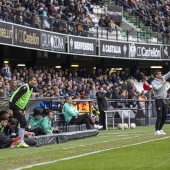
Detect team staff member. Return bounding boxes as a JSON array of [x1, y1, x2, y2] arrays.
[[26, 110, 46, 136], [39, 110, 59, 134], [62, 96, 103, 130], [9, 76, 37, 148], [151, 70, 170, 135], [0, 116, 21, 149], [96, 87, 108, 130]]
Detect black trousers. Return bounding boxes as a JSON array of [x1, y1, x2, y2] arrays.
[[99, 111, 106, 129], [30, 128, 46, 136], [155, 99, 167, 131], [13, 107, 27, 128], [0, 132, 12, 149], [70, 113, 94, 129]]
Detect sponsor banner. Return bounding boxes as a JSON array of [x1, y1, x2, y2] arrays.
[[163, 45, 170, 60], [100, 40, 129, 58], [40, 31, 66, 52], [0, 22, 12, 44], [129, 43, 161, 59], [68, 36, 96, 55], [107, 6, 123, 23], [13, 25, 40, 48]]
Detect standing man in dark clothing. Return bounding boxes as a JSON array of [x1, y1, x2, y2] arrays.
[[151, 70, 170, 135], [96, 87, 108, 130], [9, 76, 37, 148]]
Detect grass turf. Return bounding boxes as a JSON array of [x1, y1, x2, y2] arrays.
[[1, 125, 170, 170], [28, 138, 170, 170]]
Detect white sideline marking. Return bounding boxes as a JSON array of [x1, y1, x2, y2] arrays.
[[62, 136, 140, 150], [65, 135, 141, 150], [14, 136, 170, 170]]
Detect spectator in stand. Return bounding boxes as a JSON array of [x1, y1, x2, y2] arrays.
[[59, 84, 67, 96], [148, 74, 154, 84], [120, 70, 128, 81], [23, 8, 32, 26], [138, 90, 147, 115], [112, 84, 121, 108], [159, 21, 166, 33], [126, 91, 137, 108], [48, 3, 58, 18], [3, 3, 13, 22], [108, 18, 116, 31], [32, 14, 40, 28], [15, 11, 24, 25], [111, 72, 121, 86], [163, 5, 169, 17], [70, 85, 78, 96], [89, 85, 97, 99], [164, 16, 170, 28], [98, 15, 105, 27], [2, 64, 11, 80], [105, 85, 112, 98]]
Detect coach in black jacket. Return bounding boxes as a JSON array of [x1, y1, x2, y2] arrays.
[[96, 87, 108, 130]]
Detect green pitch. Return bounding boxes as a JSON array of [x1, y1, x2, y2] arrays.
[[1, 125, 170, 170]]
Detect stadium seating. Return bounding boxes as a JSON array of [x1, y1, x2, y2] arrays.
[[116, 0, 170, 43]]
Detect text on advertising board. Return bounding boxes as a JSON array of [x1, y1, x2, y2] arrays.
[[40, 32, 65, 51], [70, 38, 94, 51], [0, 22, 12, 44], [0, 28, 12, 39], [129, 43, 161, 59], [100, 40, 128, 58], [163, 46, 170, 59], [69, 36, 96, 55], [14, 25, 40, 48], [15, 30, 39, 45]]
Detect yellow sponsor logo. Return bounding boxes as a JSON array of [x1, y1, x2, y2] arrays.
[[0, 28, 12, 39], [15, 29, 39, 45]]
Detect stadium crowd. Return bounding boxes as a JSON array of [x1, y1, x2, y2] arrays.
[[0, 64, 152, 98], [0, 0, 117, 36], [0, 63, 157, 109], [1, 64, 170, 148], [1, 0, 170, 41], [118, 0, 170, 41]]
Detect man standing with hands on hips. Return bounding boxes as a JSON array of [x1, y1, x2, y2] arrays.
[[9, 76, 37, 147], [151, 70, 170, 135]]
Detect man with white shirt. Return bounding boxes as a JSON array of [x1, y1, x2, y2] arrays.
[[151, 70, 170, 135]]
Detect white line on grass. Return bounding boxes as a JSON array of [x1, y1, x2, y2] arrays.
[[98, 131, 153, 136], [14, 136, 170, 170], [60, 135, 141, 150]]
